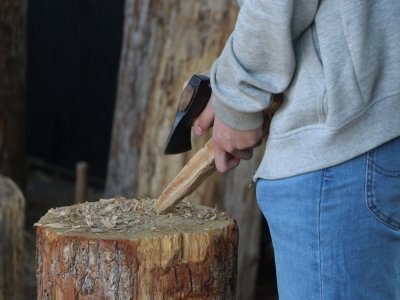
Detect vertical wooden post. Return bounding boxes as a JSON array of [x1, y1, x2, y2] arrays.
[[75, 161, 88, 204], [0, 175, 25, 300]]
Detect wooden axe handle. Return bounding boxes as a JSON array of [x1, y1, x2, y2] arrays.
[[154, 139, 215, 214]]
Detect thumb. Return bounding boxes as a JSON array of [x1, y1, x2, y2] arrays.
[[193, 101, 214, 136]]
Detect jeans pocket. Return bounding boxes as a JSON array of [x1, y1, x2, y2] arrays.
[[366, 138, 400, 230]]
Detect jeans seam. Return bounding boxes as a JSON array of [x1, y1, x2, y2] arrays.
[[366, 150, 373, 215], [318, 169, 326, 300], [368, 159, 400, 177]]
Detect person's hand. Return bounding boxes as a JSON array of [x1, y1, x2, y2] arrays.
[[193, 101, 264, 173], [212, 117, 263, 172]]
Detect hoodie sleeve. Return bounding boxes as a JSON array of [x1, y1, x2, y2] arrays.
[[211, 0, 318, 130]]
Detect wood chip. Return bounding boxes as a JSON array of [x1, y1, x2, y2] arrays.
[[85, 215, 94, 228], [43, 223, 71, 229], [101, 217, 115, 229]]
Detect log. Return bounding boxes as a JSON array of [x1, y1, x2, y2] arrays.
[[0, 175, 25, 300], [35, 197, 238, 299]]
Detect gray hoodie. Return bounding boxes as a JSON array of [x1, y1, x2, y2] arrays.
[[210, 0, 400, 179]]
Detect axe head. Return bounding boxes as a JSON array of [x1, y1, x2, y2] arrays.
[[163, 74, 211, 154]]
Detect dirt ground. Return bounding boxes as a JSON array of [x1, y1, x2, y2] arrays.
[[23, 168, 277, 299]]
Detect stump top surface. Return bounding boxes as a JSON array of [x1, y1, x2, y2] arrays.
[[35, 197, 234, 239]]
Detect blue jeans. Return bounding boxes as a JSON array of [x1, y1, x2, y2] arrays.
[[257, 137, 400, 299]]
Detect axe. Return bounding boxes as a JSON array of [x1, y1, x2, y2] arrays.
[[154, 74, 282, 214], [154, 74, 214, 214]]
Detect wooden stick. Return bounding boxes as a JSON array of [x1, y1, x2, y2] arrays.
[[75, 161, 88, 204]]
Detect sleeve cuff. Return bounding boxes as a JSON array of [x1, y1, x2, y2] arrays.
[[211, 94, 265, 131]]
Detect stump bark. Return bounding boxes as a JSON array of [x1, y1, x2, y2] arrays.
[[35, 197, 238, 299], [0, 175, 25, 300]]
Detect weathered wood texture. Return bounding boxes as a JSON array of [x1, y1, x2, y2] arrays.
[[105, 0, 238, 204], [0, 0, 27, 190], [0, 175, 25, 300], [36, 198, 238, 299]]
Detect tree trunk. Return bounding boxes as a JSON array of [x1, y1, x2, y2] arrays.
[[106, 1, 267, 298], [0, 175, 25, 300], [35, 197, 238, 299], [0, 0, 27, 190], [105, 0, 238, 202]]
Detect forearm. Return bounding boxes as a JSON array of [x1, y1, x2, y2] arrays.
[[211, 0, 318, 130]]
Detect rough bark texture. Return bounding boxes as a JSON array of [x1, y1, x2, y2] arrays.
[[0, 175, 25, 300], [0, 0, 27, 190], [36, 198, 238, 299]]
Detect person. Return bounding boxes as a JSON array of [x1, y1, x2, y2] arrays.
[[192, 1, 400, 299]]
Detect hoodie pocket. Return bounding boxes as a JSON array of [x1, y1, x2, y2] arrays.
[[271, 28, 326, 135], [366, 137, 400, 230]]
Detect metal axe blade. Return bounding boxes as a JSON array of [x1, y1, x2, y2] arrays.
[[163, 74, 211, 154]]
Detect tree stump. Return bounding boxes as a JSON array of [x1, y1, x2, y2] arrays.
[[35, 197, 238, 299], [0, 175, 25, 300]]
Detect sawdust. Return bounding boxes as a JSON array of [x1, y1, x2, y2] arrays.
[[34, 197, 229, 236]]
